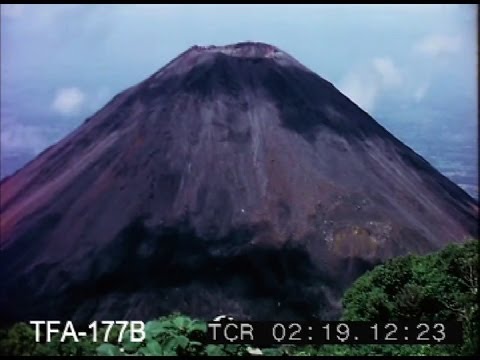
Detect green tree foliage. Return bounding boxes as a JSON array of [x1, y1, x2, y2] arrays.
[[0, 322, 105, 356], [340, 239, 479, 356], [1, 239, 477, 356], [0, 323, 38, 356], [95, 313, 259, 356]]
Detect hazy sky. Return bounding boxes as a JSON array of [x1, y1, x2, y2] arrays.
[[0, 4, 477, 160]]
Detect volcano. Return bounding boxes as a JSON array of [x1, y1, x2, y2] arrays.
[[0, 42, 477, 325]]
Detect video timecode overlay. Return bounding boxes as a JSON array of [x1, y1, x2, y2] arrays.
[[207, 321, 463, 345]]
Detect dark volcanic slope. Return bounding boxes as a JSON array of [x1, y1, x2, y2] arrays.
[[0, 42, 477, 325]]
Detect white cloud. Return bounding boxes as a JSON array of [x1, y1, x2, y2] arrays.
[[414, 34, 462, 57], [338, 57, 403, 113], [0, 117, 49, 154], [339, 74, 379, 113], [372, 57, 403, 87], [414, 82, 430, 102], [1, 4, 26, 18], [52, 87, 86, 115]]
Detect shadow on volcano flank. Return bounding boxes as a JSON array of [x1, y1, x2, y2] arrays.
[[0, 42, 477, 326]]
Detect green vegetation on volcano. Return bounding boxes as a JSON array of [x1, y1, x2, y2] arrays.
[[1, 239, 477, 356]]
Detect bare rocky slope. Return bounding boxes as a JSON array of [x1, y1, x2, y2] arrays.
[[0, 42, 477, 326]]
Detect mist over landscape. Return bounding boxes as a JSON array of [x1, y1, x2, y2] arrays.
[[0, 5, 479, 357], [1, 4, 477, 199]]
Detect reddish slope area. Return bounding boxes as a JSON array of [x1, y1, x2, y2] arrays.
[[0, 42, 477, 325]]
